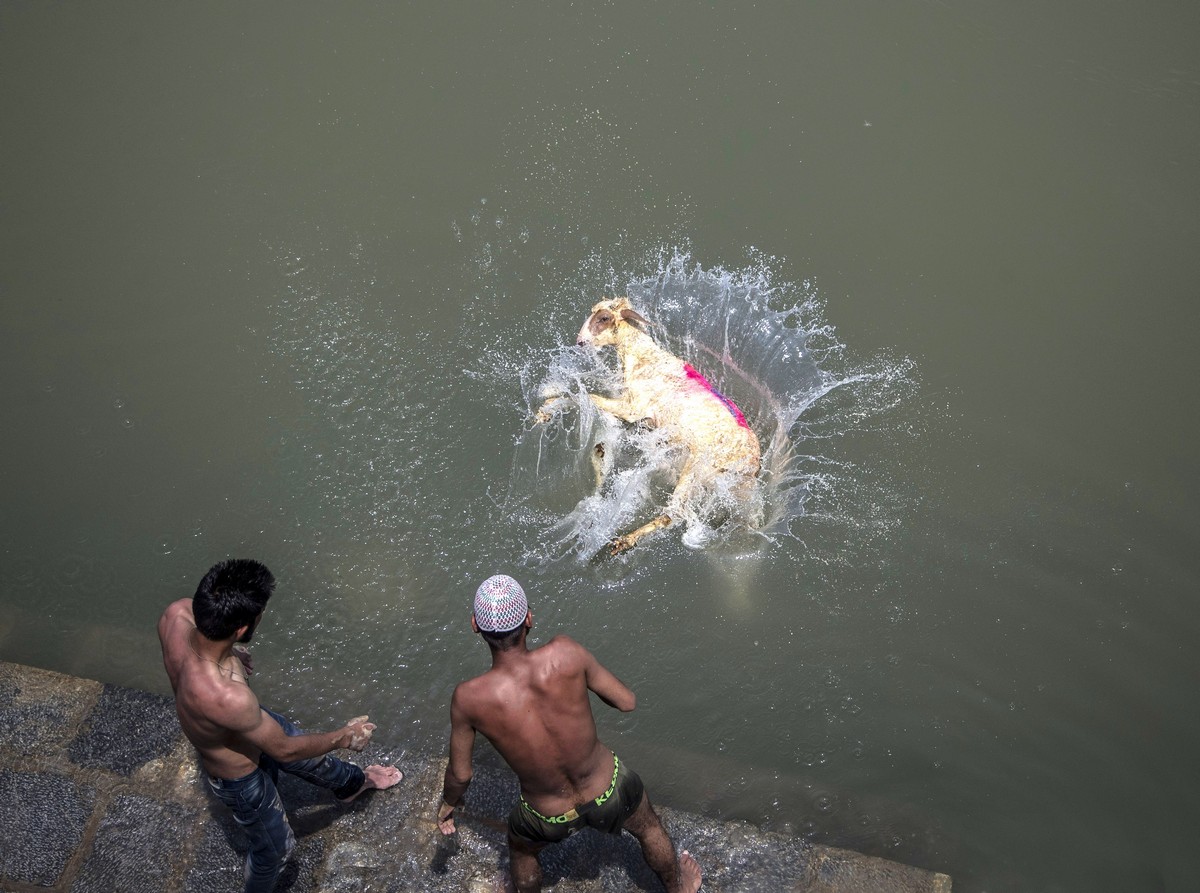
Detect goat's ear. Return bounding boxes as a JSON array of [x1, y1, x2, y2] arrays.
[[620, 307, 651, 327]]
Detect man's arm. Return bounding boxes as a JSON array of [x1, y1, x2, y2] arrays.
[[222, 689, 376, 763], [437, 686, 477, 834], [578, 639, 636, 712]]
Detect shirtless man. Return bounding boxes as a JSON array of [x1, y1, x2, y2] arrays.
[[158, 559, 402, 893], [436, 575, 701, 893]]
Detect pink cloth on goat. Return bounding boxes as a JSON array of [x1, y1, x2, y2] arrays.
[[683, 363, 750, 429]]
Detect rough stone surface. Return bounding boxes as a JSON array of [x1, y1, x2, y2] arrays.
[[0, 661, 953, 892], [0, 661, 99, 755], [311, 755, 450, 893], [806, 849, 955, 893], [0, 768, 96, 885], [183, 814, 253, 893], [67, 682, 180, 775], [180, 789, 326, 893], [71, 794, 191, 892]]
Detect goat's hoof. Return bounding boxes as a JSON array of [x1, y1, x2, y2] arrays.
[[534, 393, 568, 425], [608, 536, 635, 556]]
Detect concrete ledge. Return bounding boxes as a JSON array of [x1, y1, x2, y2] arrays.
[[0, 661, 951, 892]]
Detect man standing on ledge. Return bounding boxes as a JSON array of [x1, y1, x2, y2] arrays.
[[158, 559, 402, 893], [437, 574, 701, 893]]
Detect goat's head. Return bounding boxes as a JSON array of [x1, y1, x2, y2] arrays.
[[576, 297, 650, 348]]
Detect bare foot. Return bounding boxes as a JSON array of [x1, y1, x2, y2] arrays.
[[340, 764, 403, 802], [674, 850, 702, 893]]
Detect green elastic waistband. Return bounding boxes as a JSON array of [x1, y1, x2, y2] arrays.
[[521, 754, 620, 825]]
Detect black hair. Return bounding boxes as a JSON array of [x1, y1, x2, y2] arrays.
[[480, 623, 526, 651], [192, 559, 275, 641]]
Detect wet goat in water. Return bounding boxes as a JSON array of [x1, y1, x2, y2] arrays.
[[536, 297, 762, 555]]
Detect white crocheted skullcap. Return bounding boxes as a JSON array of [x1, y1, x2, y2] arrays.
[[473, 574, 528, 633]]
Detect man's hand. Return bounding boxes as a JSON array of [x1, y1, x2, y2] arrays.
[[345, 715, 376, 751], [437, 800, 457, 835], [231, 645, 254, 677]]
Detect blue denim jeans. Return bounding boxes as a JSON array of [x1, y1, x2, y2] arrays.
[[205, 708, 365, 893]]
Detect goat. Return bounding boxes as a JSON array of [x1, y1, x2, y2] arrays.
[[536, 297, 761, 555]]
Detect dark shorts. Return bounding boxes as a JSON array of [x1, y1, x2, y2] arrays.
[[507, 753, 645, 846]]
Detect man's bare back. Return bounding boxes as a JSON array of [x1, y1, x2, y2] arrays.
[[438, 575, 700, 893], [158, 597, 392, 792], [161, 559, 405, 893], [159, 599, 266, 778], [452, 634, 629, 814]]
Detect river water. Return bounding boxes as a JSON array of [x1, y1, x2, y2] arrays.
[[2, 3, 1198, 891]]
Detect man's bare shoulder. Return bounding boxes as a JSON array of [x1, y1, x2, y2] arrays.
[[450, 670, 493, 709], [537, 634, 592, 665], [160, 598, 193, 625], [159, 598, 195, 640]]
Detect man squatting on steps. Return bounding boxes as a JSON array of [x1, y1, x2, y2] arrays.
[[437, 574, 702, 893], [158, 559, 403, 893]]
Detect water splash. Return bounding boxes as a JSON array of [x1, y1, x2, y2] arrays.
[[508, 249, 915, 563]]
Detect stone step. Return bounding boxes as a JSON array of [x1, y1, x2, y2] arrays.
[[0, 660, 951, 892]]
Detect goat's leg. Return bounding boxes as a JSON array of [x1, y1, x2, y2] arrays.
[[585, 392, 645, 492], [537, 391, 640, 425], [590, 442, 609, 491], [665, 455, 699, 520], [609, 514, 672, 555], [533, 394, 570, 424], [586, 393, 644, 424], [608, 456, 695, 556]]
